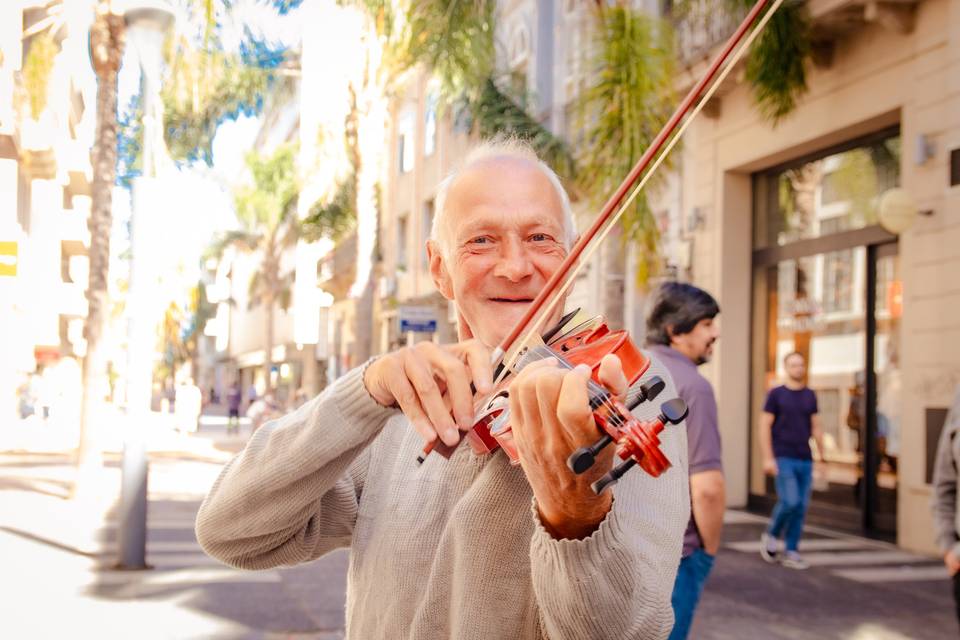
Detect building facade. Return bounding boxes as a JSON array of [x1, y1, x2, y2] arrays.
[[362, 0, 952, 554], [0, 1, 98, 421], [663, 0, 950, 553]]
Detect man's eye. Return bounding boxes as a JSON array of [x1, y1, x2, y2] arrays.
[[468, 236, 491, 245], [530, 233, 554, 242]]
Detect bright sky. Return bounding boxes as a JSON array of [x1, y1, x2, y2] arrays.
[[110, 1, 305, 295]]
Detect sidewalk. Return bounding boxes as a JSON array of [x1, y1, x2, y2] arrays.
[[1, 418, 956, 639], [1, 416, 348, 639], [694, 511, 953, 639]]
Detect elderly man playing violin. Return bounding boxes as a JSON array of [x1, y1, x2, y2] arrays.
[[196, 139, 690, 639]]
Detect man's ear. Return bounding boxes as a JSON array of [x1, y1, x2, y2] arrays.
[[427, 240, 454, 300], [666, 325, 679, 347]]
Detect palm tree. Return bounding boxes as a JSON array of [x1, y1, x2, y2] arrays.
[[213, 143, 300, 393], [575, 3, 676, 304], [76, 1, 125, 487]]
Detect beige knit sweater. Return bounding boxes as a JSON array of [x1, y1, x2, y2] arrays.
[[196, 354, 689, 640]]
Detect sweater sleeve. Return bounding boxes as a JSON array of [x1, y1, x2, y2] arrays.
[[932, 393, 960, 554], [195, 364, 398, 570], [528, 422, 689, 640]]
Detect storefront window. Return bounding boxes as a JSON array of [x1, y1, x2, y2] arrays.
[[754, 133, 901, 248]]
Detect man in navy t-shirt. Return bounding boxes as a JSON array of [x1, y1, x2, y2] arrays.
[[759, 351, 825, 570]]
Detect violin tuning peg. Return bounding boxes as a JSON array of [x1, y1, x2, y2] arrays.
[[660, 398, 689, 425], [590, 457, 637, 495], [568, 447, 597, 474], [627, 376, 665, 410], [567, 434, 614, 474], [644, 377, 666, 401]]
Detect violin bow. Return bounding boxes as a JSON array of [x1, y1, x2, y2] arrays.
[[490, 0, 785, 378]]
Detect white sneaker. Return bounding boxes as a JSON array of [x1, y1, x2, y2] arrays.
[[760, 532, 779, 563], [781, 551, 809, 570]]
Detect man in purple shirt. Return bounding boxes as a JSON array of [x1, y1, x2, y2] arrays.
[[646, 282, 725, 640]]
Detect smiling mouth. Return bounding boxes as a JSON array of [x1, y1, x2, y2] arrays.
[[489, 297, 534, 304]]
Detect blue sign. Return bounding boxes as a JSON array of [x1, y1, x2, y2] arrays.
[[399, 305, 438, 334], [400, 319, 438, 333]]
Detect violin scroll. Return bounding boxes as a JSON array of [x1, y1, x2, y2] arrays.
[[590, 398, 689, 495]]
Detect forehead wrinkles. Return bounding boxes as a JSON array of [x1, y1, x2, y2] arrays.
[[445, 158, 564, 241]]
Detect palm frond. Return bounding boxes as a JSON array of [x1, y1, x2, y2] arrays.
[[395, 0, 495, 101], [22, 31, 58, 119], [575, 6, 676, 285], [727, 0, 811, 122], [302, 172, 357, 243], [205, 229, 261, 260], [472, 78, 576, 183]]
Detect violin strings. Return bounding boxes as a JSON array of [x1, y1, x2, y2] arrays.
[[501, 0, 785, 380]]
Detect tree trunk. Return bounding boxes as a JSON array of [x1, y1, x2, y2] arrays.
[[75, 5, 124, 495], [264, 287, 275, 395], [349, 25, 386, 365]]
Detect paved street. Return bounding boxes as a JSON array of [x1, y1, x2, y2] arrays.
[[1, 416, 955, 639]]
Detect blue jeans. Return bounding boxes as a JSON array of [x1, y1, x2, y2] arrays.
[[767, 456, 813, 552], [668, 548, 715, 640]]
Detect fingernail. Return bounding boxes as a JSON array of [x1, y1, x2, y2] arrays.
[[456, 413, 471, 430], [574, 364, 591, 375], [477, 379, 492, 394], [445, 428, 460, 445]]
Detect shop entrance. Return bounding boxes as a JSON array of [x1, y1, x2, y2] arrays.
[[749, 128, 902, 537]]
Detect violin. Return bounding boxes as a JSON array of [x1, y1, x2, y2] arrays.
[[415, 0, 780, 493], [420, 309, 688, 494]]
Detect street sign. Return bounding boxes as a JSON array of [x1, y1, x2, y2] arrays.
[[0, 240, 17, 277], [399, 305, 437, 333]]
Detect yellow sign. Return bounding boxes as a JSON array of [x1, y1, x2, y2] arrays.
[[0, 241, 17, 277]]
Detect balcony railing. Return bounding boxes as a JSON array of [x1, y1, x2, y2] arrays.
[[667, 0, 745, 65]]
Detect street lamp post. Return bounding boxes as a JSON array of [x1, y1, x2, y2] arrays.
[[116, 0, 174, 570]]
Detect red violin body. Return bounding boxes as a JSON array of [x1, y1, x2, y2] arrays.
[[428, 317, 683, 490]]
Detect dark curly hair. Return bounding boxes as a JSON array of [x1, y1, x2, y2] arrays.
[[645, 282, 720, 346]]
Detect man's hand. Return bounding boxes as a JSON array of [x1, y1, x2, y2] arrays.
[[945, 549, 960, 576], [508, 354, 628, 540], [363, 340, 492, 446], [763, 457, 778, 477]]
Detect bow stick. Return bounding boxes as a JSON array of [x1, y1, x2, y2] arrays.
[[419, 0, 784, 461]]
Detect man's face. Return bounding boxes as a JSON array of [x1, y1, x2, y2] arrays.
[[671, 317, 719, 365], [428, 158, 569, 347], [785, 354, 806, 382]]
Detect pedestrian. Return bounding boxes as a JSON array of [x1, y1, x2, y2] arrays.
[[931, 384, 960, 628], [226, 381, 242, 435], [196, 138, 689, 639], [759, 351, 826, 569], [174, 378, 203, 434], [645, 282, 725, 640]]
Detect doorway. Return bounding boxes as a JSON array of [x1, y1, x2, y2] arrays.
[[749, 128, 902, 538]]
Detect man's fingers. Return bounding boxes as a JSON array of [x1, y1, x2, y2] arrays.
[[508, 358, 558, 440], [418, 342, 473, 428], [597, 353, 628, 399], [556, 364, 593, 432], [386, 368, 436, 443], [462, 342, 494, 394], [403, 350, 458, 446]]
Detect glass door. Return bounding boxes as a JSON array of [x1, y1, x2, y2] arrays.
[[753, 242, 899, 536], [867, 244, 900, 534], [759, 249, 868, 527]]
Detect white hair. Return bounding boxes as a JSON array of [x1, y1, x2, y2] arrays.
[[430, 138, 576, 257]]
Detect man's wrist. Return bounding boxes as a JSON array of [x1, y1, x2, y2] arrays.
[[362, 358, 398, 409], [537, 493, 613, 540]]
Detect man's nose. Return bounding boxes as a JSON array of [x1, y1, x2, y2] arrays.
[[493, 238, 535, 282]]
